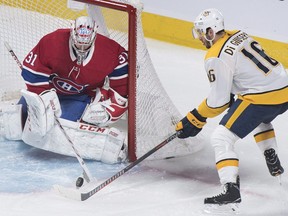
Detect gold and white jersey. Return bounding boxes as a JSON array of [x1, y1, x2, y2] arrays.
[[198, 30, 288, 118]]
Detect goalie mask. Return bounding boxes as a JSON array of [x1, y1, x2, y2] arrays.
[[71, 16, 98, 64], [192, 8, 224, 42]]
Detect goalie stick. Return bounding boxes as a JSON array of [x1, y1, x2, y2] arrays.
[[4, 42, 23, 70], [4, 42, 93, 183], [55, 132, 179, 201], [53, 116, 93, 183]]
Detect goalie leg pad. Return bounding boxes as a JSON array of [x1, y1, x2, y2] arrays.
[[74, 122, 127, 163], [0, 103, 23, 140], [21, 89, 60, 139], [101, 127, 127, 164], [21, 117, 127, 164]]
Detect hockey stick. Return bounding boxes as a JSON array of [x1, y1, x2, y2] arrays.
[[4, 42, 93, 183], [55, 132, 179, 201], [53, 117, 93, 183], [4, 42, 23, 70]]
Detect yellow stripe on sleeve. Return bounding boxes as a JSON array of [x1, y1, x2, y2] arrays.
[[197, 99, 229, 118]]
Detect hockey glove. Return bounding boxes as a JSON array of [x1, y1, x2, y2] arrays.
[[176, 109, 206, 139], [82, 87, 128, 127]]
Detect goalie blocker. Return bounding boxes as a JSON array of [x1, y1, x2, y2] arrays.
[[0, 89, 127, 164]]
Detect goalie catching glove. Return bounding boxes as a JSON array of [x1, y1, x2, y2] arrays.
[[82, 87, 128, 127], [176, 108, 206, 139]]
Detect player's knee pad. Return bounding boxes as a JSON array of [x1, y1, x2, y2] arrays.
[[211, 125, 240, 161], [0, 103, 23, 140]]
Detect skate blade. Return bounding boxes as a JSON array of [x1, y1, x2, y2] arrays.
[[203, 203, 240, 215], [276, 175, 282, 185]]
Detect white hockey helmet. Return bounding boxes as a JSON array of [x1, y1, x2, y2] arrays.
[[71, 16, 98, 53], [192, 8, 224, 39]]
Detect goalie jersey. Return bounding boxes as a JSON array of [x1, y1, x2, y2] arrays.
[[21, 29, 128, 97], [197, 30, 288, 118]]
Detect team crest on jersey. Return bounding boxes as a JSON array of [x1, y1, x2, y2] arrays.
[[50, 73, 88, 94]]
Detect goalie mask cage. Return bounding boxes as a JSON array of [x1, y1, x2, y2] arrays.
[[0, 0, 203, 161]]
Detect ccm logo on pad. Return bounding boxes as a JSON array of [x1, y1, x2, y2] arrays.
[[78, 123, 107, 134]]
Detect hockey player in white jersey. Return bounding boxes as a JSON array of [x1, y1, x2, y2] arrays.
[[175, 8, 288, 211]]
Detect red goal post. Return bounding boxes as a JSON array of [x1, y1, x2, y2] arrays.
[[79, 0, 138, 161]]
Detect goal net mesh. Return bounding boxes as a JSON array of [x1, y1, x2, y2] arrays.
[[0, 0, 204, 161]]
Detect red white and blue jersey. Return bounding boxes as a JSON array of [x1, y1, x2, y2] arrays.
[[21, 29, 128, 98]]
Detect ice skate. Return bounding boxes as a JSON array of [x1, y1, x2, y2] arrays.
[[264, 148, 284, 177], [204, 179, 241, 214]]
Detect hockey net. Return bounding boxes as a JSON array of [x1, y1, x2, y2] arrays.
[[0, 0, 204, 161]]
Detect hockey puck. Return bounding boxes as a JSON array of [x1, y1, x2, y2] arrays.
[[76, 177, 84, 188], [164, 156, 175, 160]]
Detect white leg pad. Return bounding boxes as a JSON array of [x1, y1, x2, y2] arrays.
[[101, 127, 126, 164], [21, 89, 58, 138], [0, 104, 23, 140], [22, 118, 127, 164]]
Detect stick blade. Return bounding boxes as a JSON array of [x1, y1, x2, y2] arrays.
[[4, 41, 12, 51], [54, 177, 98, 201], [53, 184, 82, 201]]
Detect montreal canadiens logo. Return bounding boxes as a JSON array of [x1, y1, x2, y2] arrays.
[[50, 74, 88, 94]]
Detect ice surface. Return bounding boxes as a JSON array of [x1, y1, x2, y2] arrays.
[[1, 39, 288, 216]]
